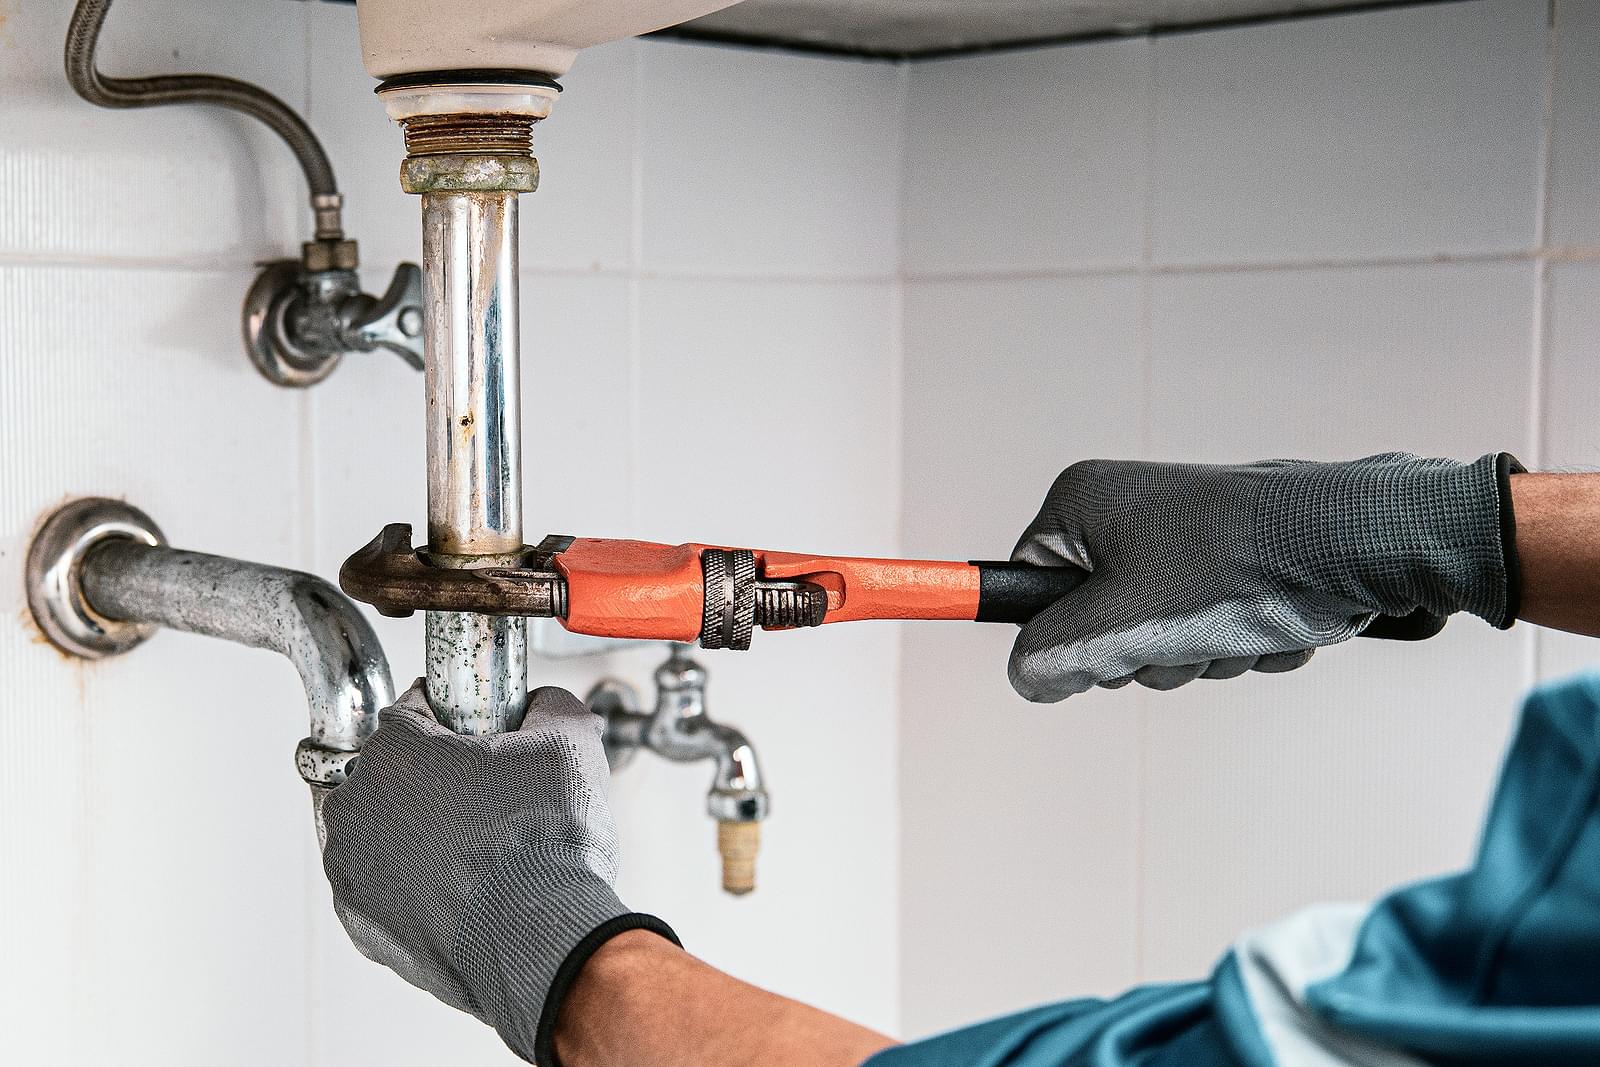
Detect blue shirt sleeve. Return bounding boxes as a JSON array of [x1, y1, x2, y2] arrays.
[[866, 984, 1241, 1067], [869, 671, 1600, 1067]]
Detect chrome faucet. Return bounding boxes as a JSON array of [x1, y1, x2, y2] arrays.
[[589, 645, 770, 894]]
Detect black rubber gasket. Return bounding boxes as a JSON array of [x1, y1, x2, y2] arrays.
[[376, 69, 562, 94]]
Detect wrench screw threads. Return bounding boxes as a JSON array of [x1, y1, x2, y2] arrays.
[[700, 550, 830, 650]]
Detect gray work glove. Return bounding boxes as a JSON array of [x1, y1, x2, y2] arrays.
[[319, 681, 677, 1065], [1009, 452, 1522, 702]]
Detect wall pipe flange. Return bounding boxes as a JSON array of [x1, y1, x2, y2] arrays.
[[243, 258, 426, 389], [243, 260, 344, 388], [26, 497, 165, 659]]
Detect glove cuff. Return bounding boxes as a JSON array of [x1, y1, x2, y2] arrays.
[[458, 854, 639, 1062], [532, 912, 682, 1067], [1261, 452, 1522, 629], [1494, 451, 1525, 629]]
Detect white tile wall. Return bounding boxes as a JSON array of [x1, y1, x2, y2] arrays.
[[901, 0, 1596, 1039], [638, 41, 904, 279], [901, 41, 1151, 275], [0, 0, 303, 263], [1550, 0, 1600, 248], [1537, 261, 1600, 683], [0, 264, 310, 1063], [1150, 0, 1547, 265], [898, 275, 1146, 1033]]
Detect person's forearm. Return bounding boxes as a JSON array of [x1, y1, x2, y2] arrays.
[[1511, 472, 1600, 637], [554, 930, 897, 1067]]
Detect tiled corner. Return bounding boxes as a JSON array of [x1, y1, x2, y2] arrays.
[[1550, 0, 1600, 247], [902, 40, 1151, 275], [897, 274, 1145, 1030], [1150, 0, 1547, 265], [638, 40, 902, 278]]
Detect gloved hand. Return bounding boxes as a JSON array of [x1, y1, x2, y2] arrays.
[[319, 681, 676, 1065], [1009, 452, 1522, 701]]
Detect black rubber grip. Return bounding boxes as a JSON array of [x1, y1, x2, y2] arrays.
[[971, 560, 1448, 641], [972, 561, 1088, 623]]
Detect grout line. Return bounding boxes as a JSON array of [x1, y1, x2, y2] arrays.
[[13, 245, 1600, 281], [300, 11, 323, 1064], [1525, 0, 1560, 690], [887, 58, 912, 1038], [1530, 0, 1559, 474], [626, 41, 645, 533], [902, 247, 1600, 285], [1132, 33, 1158, 987]]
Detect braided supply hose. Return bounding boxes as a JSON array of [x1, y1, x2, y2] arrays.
[[64, 0, 344, 239]]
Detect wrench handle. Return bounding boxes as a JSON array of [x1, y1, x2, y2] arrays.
[[971, 561, 1089, 623], [967, 560, 1446, 641]]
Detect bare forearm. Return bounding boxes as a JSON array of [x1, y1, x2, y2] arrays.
[[555, 930, 897, 1067], [1511, 472, 1600, 637]]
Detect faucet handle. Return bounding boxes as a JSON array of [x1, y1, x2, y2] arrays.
[[346, 262, 425, 370], [243, 259, 426, 387]]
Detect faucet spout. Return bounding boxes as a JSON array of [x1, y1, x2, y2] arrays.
[[591, 644, 770, 894]]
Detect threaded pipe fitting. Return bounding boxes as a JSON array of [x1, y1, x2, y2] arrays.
[[401, 113, 536, 157]]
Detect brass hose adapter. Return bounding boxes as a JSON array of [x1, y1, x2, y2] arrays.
[[716, 820, 762, 896]]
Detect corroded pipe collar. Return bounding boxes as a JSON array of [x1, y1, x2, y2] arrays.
[[400, 153, 539, 194]]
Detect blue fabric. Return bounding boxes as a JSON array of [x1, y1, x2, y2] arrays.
[[871, 671, 1600, 1067], [1305, 671, 1600, 1065], [864, 985, 1235, 1067]]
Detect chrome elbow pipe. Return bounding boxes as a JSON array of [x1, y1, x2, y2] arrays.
[[591, 644, 770, 894], [27, 498, 394, 786]]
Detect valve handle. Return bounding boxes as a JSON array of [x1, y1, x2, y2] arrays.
[[347, 262, 425, 370]]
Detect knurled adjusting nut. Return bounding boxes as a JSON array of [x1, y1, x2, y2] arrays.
[[700, 548, 758, 651], [400, 154, 540, 194]]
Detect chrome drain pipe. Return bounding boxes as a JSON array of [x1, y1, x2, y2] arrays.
[[27, 498, 394, 787], [416, 183, 529, 735], [379, 79, 559, 736]]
